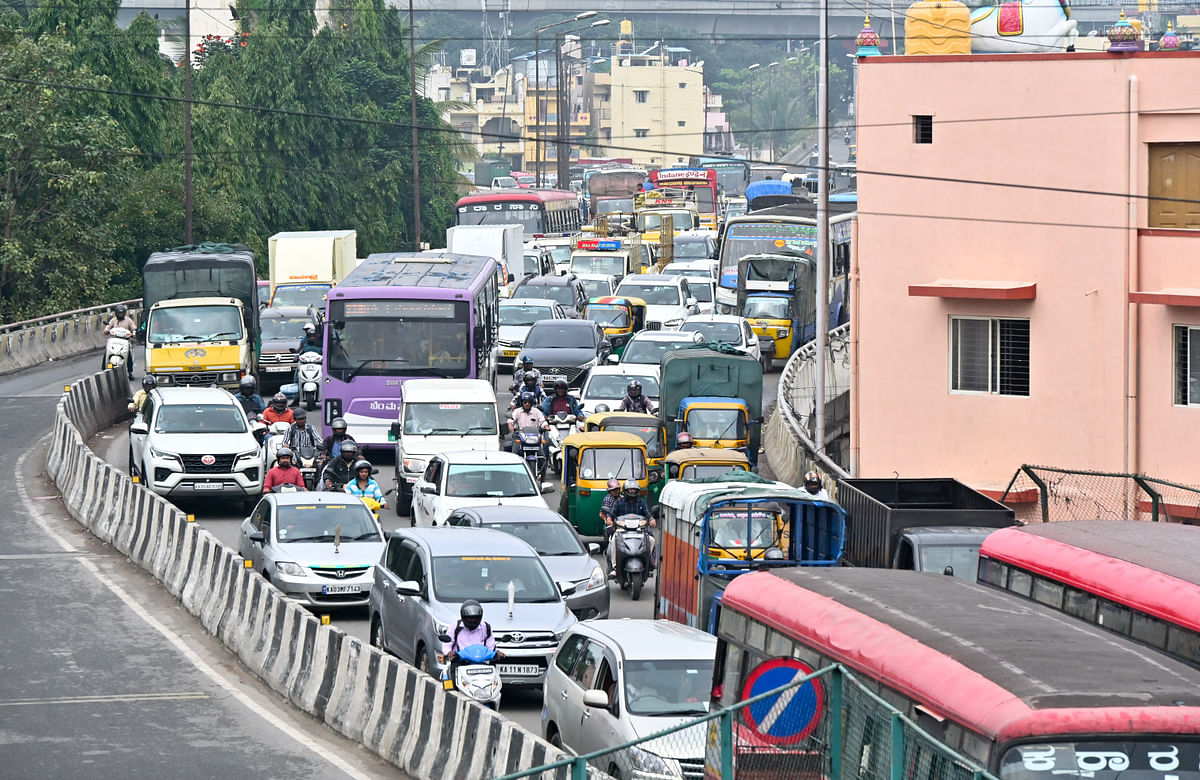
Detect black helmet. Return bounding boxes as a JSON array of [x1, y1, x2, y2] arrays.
[[330, 417, 348, 432], [141, 375, 157, 391], [340, 440, 359, 460], [353, 459, 372, 474], [239, 375, 257, 393], [270, 392, 287, 409], [554, 379, 568, 392], [627, 380, 642, 397], [522, 373, 538, 384], [115, 304, 128, 318], [460, 599, 484, 630], [803, 469, 822, 492], [292, 407, 307, 421], [276, 446, 294, 463]]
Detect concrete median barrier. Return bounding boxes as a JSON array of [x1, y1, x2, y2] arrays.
[[44, 367, 597, 780], [0, 302, 141, 377]]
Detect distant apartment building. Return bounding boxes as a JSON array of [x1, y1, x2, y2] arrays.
[[853, 51, 1200, 498], [424, 53, 526, 170]]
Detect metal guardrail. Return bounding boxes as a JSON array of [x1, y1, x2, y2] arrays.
[[0, 299, 143, 377], [0, 298, 141, 334], [764, 324, 852, 493]]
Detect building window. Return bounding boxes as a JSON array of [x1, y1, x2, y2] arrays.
[[634, 129, 649, 138], [913, 115, 933, 144], [1174, 325, 1200, 405], [949, 316, 1029, 396], [679, 82, 687, 88], [677, 120, 686, 127], [634, 90, 649, 103], [1149, 143, 1200, 228]]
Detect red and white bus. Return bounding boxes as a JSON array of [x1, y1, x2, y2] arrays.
[[648, 168, 719, 230], [711, 567, 1200, 779], [977, 519, 1200, 667], [454, 188, 583, 236]]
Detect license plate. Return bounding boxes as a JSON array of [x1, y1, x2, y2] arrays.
[[193, 482, 224, 491], [502, 349, 520, 358], [498, 664, 541, 676], [543, 375, 565, 384], [321, 584, 362, 595], [264, 366, 293, 372]]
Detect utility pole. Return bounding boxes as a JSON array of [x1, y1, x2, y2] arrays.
[[535, 30, 542, 186], [555, 32, 567, 189], [183, 0, 193, 243], [814, 0, 829, 453], [408, 0, 422, 249]]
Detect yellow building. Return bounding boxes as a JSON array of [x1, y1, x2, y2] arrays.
[[525, 85, 591, 182], [590, 34, 705, 169], [425, 58, 526, 169]]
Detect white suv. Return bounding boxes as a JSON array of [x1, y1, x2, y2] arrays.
[[129, 387, 266, 512], [542, 619, 716, 779], [614, 274, 699, 330]]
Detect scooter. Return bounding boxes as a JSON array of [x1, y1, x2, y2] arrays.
[[516, 426, 546, 482], [296, 442, 319, 491], [263, 421, 292, 466], [296, 352, 322, 411], [437, 641, 502, 710], [103, 326, 133, 374], [612, 513, 653, 601], [545, 412, 576, 476]]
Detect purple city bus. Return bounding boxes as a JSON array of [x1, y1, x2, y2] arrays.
[[321, 252, 499, 447]]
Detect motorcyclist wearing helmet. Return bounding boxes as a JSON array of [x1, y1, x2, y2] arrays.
[[343, 459, 385, 509], [674, 432, 695, 450], [128, 374, 157, 415], [439, 600, 503, 666], [802, 469, 830, 500], [262, 392, 295, 425], [607, 478, 657, 576], [264, 447, 307, 491], [104, 304, 137, 379], [318, 417, 353, 460], [511, 355, 541, 392], [599, 478, 623, 556], [236, 375, 266, 417], [508, 371, 545, 410], [321, 439, 360, 491], [541, 379, 581, 418], [283, 407, 321, 454], [618, 380, 655, 415], [508, 392, 549, 456], [297, 321, 322, 356]]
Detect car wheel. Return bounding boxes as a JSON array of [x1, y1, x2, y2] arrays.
[[547, 728, 563, 749], [607, 764, 622, 780], [762, 354, 772, 373], [395, 485, 411, 517], [416, 643, 431, 676], [128, 445, 138, 478], [370, 616, 388, 654]]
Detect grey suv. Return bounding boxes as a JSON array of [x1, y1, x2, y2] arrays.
[[368, 527, 577, 687]]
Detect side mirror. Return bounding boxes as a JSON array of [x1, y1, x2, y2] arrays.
[[605, 354, 620, 364], [686, 297, 698, 307], [507, 273, 515, 283], [599, 339, 612, 355], [419, 484, 437, 495], [540, 481, 556, 494], [587, 542, 601, 554], [248, 530, 265, 544], [130, 421, 149, 436], [557, 580, 578, 597], [583, 690, 610, 709], [390, 421, 402, 440], [396, 580, 421, 596], [437, 632, 452, 643]]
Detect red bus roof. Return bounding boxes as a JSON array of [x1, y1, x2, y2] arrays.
[[456, 189, 578, 206], [980, 520, 1200, 632], [721, 568, 1200, 742]]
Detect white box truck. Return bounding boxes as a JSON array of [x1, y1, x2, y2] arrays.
[[267, 230, 358, 309], [445, 224, 524, 297]]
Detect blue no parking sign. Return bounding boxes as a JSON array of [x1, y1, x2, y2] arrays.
[[739, 658, 825, 745]]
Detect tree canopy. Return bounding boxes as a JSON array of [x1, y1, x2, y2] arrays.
[[0, 0, 464, 320]]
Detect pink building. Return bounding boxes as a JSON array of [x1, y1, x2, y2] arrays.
[[852, 52, 1200, 498]]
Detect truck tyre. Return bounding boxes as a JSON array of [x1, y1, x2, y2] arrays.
[[761, 354, 772, 373]]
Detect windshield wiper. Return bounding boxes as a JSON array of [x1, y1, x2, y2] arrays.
[[344, 358, 407, 382], [206, 331, 240, 340], [462, 426, 496, 435], [539, 551, 579, 556], [181, 334, 205, 341], [427, 427, 459, 434], [647, 708, 708, 717], [300, 534, 337, 543], [345, 532, 381, 541]]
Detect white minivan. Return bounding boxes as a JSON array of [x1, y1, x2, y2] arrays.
[[389, 379, 499, 514]]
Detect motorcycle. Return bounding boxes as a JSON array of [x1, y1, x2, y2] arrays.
[[612, 513, 654, 601], [263, 420, 292, 466], [545, 412, 576, 476], [357, 487, 395, 521], [296, 442, 319, 491], [436, 640, 502, 710], [103, 326, 133, 374], [516, 426, 546, 481], [270, 484, 301, 494], [295, 352, 322, 411]]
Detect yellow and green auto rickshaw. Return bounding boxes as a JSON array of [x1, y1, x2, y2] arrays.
[[559, 431, 648, 541], [584, 411, 667, 504], [662, 447, 751, 483], [581, 296, 647, 358]]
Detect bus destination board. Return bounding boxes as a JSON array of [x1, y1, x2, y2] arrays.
[[336, 300, 458, 319]]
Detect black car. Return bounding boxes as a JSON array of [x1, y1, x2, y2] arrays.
[[510, 274, 589, 318], [519, 319, 611, 389]]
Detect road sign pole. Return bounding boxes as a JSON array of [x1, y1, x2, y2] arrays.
[[720, 709, 735, 778], [830, 667, 843, 778], [890, 711, 904, 780]]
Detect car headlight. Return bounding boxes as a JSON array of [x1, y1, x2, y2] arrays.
[[628, 746, 675, 776], [776, 328, 788, 339], [219, 371, 240, 383], [403, 458, 427, 473], [275, 561, 307, 577], [585, 566, 605, 591], [148, 445, 181, 463], [578, 357, 597, 370], [236, 448, 260, 461], [663, 318, 683, 328]]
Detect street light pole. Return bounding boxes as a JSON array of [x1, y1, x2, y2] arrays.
[[408, 0, 421, 248], [183, 0, 193, 243], [814, 0, 830, 453], [745, 62, 760, 161], [534, 12, 595, 187], [553, 20, 609, 189]]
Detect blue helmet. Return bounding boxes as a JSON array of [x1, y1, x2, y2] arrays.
[[520, 354, 534, 367], [519, 391, 536, 405]]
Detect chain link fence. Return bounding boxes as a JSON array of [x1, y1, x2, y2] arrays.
[[494, 664, 996, 780], [1000, 464, 1200, 525]]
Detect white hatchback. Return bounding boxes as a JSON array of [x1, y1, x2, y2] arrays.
[[410, 450, 556, 527]]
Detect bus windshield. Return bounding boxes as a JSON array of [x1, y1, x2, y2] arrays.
[[326, 300, 469, 378], [456, 201, 543, 232], [596, 198, 634, 215], [571, 254, 627, 277], [147, 305, 244, 344], [640, 211, 693, 232], [720, 222, 817, 281]]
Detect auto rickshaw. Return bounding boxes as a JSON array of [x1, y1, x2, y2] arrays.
[[677, 397, 753, 455], [581, 296, 647, 358], [663, 447, 751, 482], [583, 411, 667, 504], [559, 431, 649, 542], [736, 253, 817, 370]]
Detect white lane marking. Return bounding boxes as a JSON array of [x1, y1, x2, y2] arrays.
[[0, 692, 211, 707], [17, 445, 375, 780]]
